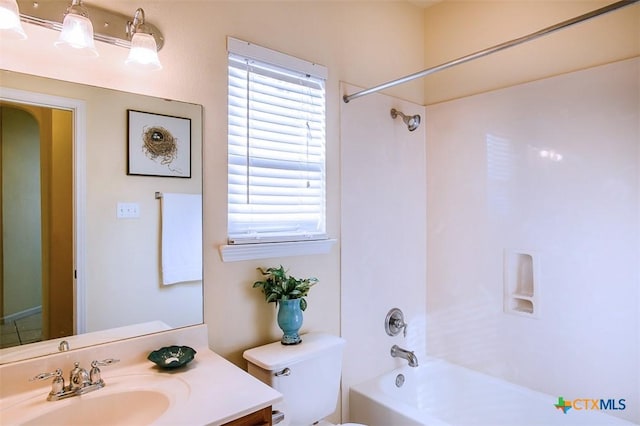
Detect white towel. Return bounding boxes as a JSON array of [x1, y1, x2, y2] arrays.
[[161, 193, 203, 285]]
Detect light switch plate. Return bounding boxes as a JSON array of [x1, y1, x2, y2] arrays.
[[117, 202, 140, 218]]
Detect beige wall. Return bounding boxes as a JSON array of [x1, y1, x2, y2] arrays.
[[0, 1, 426, 376], [1, 107, 41, 316], [423, 1, 640, 104]]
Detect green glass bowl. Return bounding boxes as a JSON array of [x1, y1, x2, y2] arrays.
[[147, 345, 196, 369]]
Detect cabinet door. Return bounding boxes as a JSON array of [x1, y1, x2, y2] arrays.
[[222, 406, 272, 426]]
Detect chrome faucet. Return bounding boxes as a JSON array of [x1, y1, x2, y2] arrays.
[[30, 358, 119, 401], [390, 344, 419, 367], [385, 308, 408, 337], [69, 362, 91, 390]]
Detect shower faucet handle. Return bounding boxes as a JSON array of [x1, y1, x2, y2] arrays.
[[392, 317, 408, 337], [385, 308, 408, 337]]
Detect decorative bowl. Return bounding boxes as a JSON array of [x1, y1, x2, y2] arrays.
[[147, 345, 196, 369]]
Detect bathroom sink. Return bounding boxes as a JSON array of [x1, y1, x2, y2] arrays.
[[22, 390, 168, 426], [1, 373, 190, 426]]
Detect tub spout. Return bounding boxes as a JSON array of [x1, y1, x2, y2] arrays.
[[390, 344, 418, 367]]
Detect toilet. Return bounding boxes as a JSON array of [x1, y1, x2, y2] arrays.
[[243, 332, 365, 426]]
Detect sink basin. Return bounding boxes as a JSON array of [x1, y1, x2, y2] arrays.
[[1, 373, 190, 426], [23, 390, 168, 426]]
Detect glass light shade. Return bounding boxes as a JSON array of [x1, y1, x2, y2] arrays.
[[54, 13, 98, 57], [125, 32, 162, 70], [0, 0, 27, 40]]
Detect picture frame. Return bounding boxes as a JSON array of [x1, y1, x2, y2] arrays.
[[127, 109, 191, 178]]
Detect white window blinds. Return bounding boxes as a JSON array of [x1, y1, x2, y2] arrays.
[[227, 39, 327, 244]]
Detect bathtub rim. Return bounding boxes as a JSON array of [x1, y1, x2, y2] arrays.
[[348, 356, 637, 426]]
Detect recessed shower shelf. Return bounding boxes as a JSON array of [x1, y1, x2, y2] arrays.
[[511, 292, 534, 300], [504, 250, 539, 318], [509, 297, 534, 314]]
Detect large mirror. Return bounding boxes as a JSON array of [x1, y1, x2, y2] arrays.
[[0, 70, 203, 364]]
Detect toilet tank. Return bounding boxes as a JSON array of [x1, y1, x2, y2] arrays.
[[243, 333, 345, 425]]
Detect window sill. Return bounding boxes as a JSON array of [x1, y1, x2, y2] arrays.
[[219, 239, 337, 262]]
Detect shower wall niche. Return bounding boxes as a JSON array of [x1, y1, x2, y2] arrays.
[[503, 250, 538, 317]]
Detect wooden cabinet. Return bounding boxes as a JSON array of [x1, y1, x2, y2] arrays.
[[222, 406, 272, 426]]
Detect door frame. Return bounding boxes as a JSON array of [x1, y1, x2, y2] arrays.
[[0, 87, 87, 334]]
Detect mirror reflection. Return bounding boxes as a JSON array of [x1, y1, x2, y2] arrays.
[[0, 70, 203, 364], [2, 103, 74, 344]]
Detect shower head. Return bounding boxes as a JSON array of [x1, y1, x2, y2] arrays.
[[390, 108, 421, 132]]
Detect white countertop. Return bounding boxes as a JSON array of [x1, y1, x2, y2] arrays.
[[0, 325, 282, 425], [148, 346, 282, 425]]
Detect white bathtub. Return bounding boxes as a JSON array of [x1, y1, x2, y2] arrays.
[[350, 358, 634, 426]]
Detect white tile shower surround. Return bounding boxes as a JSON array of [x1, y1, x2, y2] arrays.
[[340, 84, 428, 421], [425, 57, 639, 424], [340, 57, 638, 425]]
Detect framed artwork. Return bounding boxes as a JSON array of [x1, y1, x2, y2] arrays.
[[127, 109, 191, 178]]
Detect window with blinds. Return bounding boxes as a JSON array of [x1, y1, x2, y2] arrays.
[[227, 38, 327, 245]]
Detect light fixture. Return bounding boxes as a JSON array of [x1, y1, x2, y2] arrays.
[[54, 0, 98, 57], [11, 1, 164, 65], [0, 0, 27, 40], [125, 8, 162, 70]]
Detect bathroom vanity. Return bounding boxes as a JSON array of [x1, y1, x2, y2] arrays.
[[0, 324, 282, 425]]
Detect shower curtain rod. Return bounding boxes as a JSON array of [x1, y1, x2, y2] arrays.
[[342, 0, 639, 103]]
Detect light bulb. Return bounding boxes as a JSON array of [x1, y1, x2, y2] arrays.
[[0, 0, 27, 40], [54, 10, 98, 56], [125, 32, 162, 70]]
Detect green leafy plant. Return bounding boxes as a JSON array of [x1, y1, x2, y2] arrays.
[[253, 265, 318, 311]]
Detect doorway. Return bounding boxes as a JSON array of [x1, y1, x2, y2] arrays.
[[0, 102, 74, 348]]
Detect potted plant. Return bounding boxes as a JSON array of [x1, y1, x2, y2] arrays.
[[253, 265, 318, 345]]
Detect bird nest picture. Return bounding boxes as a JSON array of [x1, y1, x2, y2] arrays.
[[128, 110, 191, 178]]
